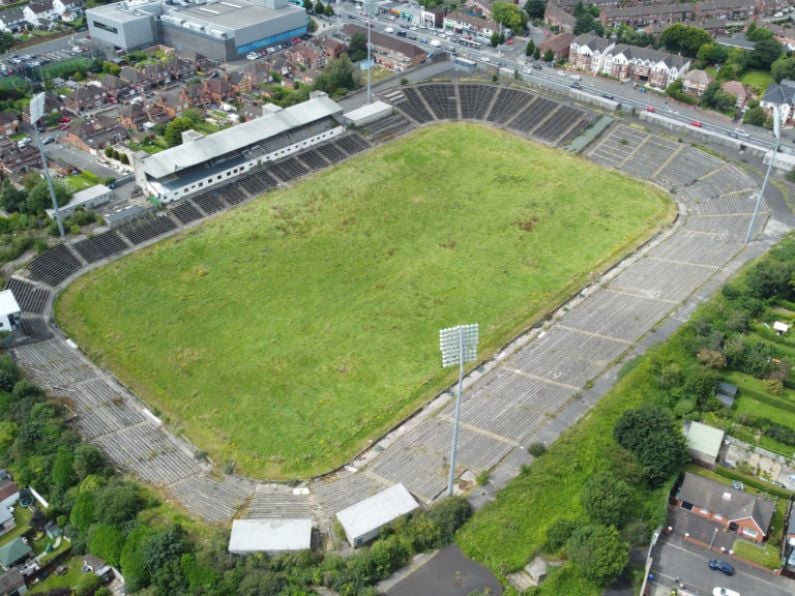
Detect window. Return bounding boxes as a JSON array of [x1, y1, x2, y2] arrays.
[[92, 20, 118, 34], [198, 182, 203, 188], [741, 527, 758, 538]]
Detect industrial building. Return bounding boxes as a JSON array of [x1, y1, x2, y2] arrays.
[[133, 92, 344, 202], [86, 0, 308, 61]]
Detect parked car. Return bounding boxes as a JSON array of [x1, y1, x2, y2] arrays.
[[734, 128, 750, 138], [712, 588, 739, 596], [708, 560, 735, 576], [42, 136, 55, 145]]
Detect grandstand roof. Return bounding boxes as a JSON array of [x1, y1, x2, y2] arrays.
[[228, 519, 312, 554], [140, 94, 342, 179]]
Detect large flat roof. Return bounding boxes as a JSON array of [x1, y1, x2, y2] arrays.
[[336, 483, 418, 542], [228, 518, 312, 553], [0, 290, 20, 317], [86, 1, 155, 23], [174, 1, 304, 31], [140, 94, 342, 179]]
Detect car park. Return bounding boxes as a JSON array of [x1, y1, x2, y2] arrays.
[[708, 560, 735, 576]]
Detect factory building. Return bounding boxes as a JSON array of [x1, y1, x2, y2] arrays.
[[87, 0, 307, 61], [133, 92, 344, 203]]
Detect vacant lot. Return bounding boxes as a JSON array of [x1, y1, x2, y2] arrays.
[[57, 123, 672, 479]]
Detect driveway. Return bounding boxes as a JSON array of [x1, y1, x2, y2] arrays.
[[650, 535, 793, 596], [668, 508, 735, 553], [45, 143, 118, 179]]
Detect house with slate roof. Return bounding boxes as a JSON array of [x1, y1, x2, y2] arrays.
[[761, 79, 795, 127]]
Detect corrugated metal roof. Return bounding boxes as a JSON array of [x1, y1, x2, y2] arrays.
[[141, 95, 342, 179], [684, 420, 724, 460], [336, 483, 418, 543], [228, 519, 312, 553]]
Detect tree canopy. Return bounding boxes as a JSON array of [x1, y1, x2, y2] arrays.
[[491, 2, 528, 32], [771, 56, 795, 83], [749, 38, 783, 70], [313, 55, 358, 95], [347, 33, 367, 62], [164, 117, 195, 147], [524, 0, 546, 19], [582, 472, 633, 527], [659, 24, 711, 57], [613, 404, 688, 486], [567, 524, 629, 586]]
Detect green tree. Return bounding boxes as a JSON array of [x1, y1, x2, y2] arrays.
[[73, 444, 107, 480], [0, 32, 15, 54], [771, 56, 795, 83], [313, 55, 358, 95], [181, 108, 204, 124], [545, 518, 578, 552], [613, 405, 688, 486], [543, 48, 555, 62], [524, 0, 546, 19], [314, 0, 323, 14], [491, 2, 528, 32], [696, 42, 728, 66], [163, 117, 194, 147], [743, 104, 767, 126], [89, 524, 125, 566], [701, 81, 737, 114], [50, 446, 76, 492], [746, 22, 773, 42], [490, 31, 501, 47], [70, 491, 95, 531], [567, 524, 629, 586], [27, 180, 72, 214], [582, 472, 633, 527], [369, 535, 410, 578], [526, 39, 536, 57], [347, 33, 368, 62], [119, 153, 130, 165], [659, 24, 711, 57], [94, 480, 144, 525], [0, 184, 27, 214], [749, 38, 783, 70], [574, 12, 604, 36], [533, 46, 541, 60], [120, 525, 156, 591], [324, 3, 334, 16]]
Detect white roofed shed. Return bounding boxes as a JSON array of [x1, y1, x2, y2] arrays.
[[0, 290, 20, 333], [228, 518, 312, 555], [336, 483, 419, 547]]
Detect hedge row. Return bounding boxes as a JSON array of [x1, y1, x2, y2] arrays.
[[714, 465, 793, 499]]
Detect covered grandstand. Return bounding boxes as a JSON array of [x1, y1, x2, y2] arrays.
[[133, 92, 344, 203]]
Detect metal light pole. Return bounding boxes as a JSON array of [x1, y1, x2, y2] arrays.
[[366, 0, 373, 104], [29, 92, 64, 237], [440, 323, 479, 496], [745, 105, 780, 244]]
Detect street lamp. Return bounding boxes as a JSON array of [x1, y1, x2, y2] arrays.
[[365, 0, 374, 104], [29, 92, 64, 237], [439, 323, 479, 496], [745, 105, 780, 244]]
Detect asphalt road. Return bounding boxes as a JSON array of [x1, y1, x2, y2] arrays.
[[650, 535, 794, 596]]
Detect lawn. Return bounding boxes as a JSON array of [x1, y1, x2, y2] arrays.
[[30, 554, 84, 594], [740, 69, 773, 94], [733, 539, 781, 569], [56, 123, 672, 479], [0, 506, 32, 547], [64, 172, 99, 192]]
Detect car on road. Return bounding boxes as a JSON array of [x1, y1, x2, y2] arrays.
[[571, 82, 582, 89], [481, 56, 490, 62], [601, 93, 614, 99], [691, 120, 703, 128], [646, 105, 655, 113], [708, 560, 735, 576], [712, 588, 740, 596], [385, 26, 395, 33], [556, 70, 566, 76], [532, 63, 542, 70], [734, 128, 750, 138]]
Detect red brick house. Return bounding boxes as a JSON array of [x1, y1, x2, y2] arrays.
[[721, 80, 750, 109], [0, 138, 39, 176], [202, 77, 234, 105], [341, 24, 426, 72], [682, 69, 711, 96], [63, 115, 127, 152], [538, 33, 576, 62], [287, 43, 327, 71], [234, 62, 270, 94], [675, 472, 775, 544], [63, 84, 107, 114], [118, 102, 146, 130], [321, 37, 345, 60], [544, 1, 576, 33]]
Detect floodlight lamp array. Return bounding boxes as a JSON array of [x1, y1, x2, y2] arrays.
[[439, 324, 479, 368]]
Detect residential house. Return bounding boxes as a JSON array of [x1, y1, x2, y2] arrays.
[[22, 0, 57, 28], [321, 37, 345, 60], [0, 139, 39, 176], [544, 1, 576, 34], [0, 538, 30, 571], [761, 79, 795, 126], [0, 480, 17, 539], [177, 49, 210, 71], [235, 62, 269, 94], [100, 74, 129, 100], [53, 0, 82, 21], [538, 33, 576, 62], [239, 99, 261, 122], [569, 33, 615, 75], [675, 472, 775, 543], [695, 0, 757, 21], [0, 568, 26, 595], [268, 54, 292, 78], [683, 420, 725, 467], [119, 66, 148, 91], [21, 92, 61, 123], [118, 101, 147, 130], [601, 44, 690, 89], [144, 100, 170, 125], [63, 115, 127, 152], [202, 77, 233, 105], [63, 84, 106, 114], [0, 7, 25, 33], [769, 23, 795, 51], [600, 3, 695, 28], [419, 7, 443, 29], [341, 25, 426, 72], [682, 69, 712, 96], [0, 111, 19, 137], [294, 68, 321, 85], [443, 11, 500, 41], [721, 80, 750, 109], [287, 43, 327, 72]]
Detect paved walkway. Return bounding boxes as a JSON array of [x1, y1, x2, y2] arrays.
[[6, 84, 790, 534]]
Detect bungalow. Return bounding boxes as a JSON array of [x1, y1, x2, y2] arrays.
[[0, 538, 31, 571], [0, 111, 19, 137], [569, 33, 615, 75], [682, 69, 712, 96], [22, 0, 57, 27], [538, 33, 576, 62], [675, 472, 775, 543], [761, 79, 795, 127], [0, 7, 25, 33], [721, 80, 750, 109], [544, 2, 576, 34]]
